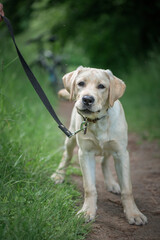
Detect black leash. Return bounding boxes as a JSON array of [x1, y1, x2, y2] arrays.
[[1, 15, 72, 138]]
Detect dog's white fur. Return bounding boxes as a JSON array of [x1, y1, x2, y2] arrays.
[[51, 66, 147, 225]]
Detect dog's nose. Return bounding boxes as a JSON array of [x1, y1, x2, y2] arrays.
[[82, 95, 95, 106]]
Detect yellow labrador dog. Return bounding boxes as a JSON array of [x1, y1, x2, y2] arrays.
[[51, 66, 147, 225]]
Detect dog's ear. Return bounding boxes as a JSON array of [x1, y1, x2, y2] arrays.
[[62, 66, 83, 100], [105, 70, 126, 107]]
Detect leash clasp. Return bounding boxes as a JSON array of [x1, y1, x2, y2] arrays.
[[69, 120, 88, 138]]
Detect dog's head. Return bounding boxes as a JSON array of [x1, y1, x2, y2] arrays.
[[62, 66, 126, 119]]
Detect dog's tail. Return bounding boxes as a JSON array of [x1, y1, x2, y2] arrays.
[[58, 89, 71, 101]]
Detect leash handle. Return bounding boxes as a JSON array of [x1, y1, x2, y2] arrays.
[[1, 15, 72, 138]]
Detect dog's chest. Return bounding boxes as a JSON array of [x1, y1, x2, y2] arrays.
[[89, 119, 112, 151]]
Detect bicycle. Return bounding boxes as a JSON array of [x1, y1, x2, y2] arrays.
[[27, 34, 66, 90]]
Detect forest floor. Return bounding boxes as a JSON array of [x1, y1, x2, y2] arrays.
[[59, 100, 160, 240]]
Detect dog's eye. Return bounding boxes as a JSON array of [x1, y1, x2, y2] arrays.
[[97, 84, 105, 89], [78, 81, 85, 87]]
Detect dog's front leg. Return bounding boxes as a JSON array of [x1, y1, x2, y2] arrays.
[[113, 148, 148, 225], [77, 148, 97, 222]]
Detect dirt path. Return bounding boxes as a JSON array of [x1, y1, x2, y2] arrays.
[[58, 100, 160, 240]]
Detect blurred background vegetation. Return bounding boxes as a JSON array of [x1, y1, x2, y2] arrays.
[[0, 0, 160, 239], [2, 0, 160, 69]]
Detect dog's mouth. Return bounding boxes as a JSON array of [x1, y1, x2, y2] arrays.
[[80, 109, 94, 114], [77, 108, 101, 115]]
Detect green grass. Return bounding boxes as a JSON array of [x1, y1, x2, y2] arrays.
[[0, 40, 90, 240], [120, 53, 160, 140]]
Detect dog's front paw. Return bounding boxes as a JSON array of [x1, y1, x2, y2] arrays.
[[125, 209, 148, 226], [77, 206, 96, 222], [106, 182, 121, 195], [50, 172, 65, 184]]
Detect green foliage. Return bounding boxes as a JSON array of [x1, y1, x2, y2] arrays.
[[3, 0, 34, 33], [121, 50, 160, 140], [0, 41, 90, 240], [51, 0, 160, 70], [3, 0, 160, 70]]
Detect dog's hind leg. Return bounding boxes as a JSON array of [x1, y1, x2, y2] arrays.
[[51, 135, 76, 184], [101, 155, 121, 194]]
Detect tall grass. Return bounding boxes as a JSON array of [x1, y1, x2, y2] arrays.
[[0, 40, 90, 240], [121, 52, 160, 140]]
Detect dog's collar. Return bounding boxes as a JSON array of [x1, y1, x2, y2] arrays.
[[77, 109, 109, 124], [86, 115, 106, 123], [72, 109, 108, 136]]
